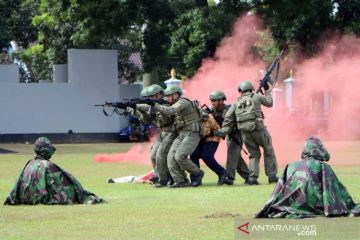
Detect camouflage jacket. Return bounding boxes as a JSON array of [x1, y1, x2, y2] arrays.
[[255, 137, 360, 218], [4, 156, 104, 205]]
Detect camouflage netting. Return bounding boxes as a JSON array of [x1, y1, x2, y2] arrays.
[[4, 137, 104, 205], [255, 136, 360, 218]]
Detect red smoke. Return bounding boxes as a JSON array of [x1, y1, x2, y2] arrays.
[[95, 14, 360, 166]]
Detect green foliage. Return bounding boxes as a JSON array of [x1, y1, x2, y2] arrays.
[[12, 44, 51, 82], [255, 29, 281, 63], [2, 0, 359, 82], [334, 0, 360, 35], [0, 0, 38, 49], [169, 2, 249, 77], [252, 0, 359, 54]]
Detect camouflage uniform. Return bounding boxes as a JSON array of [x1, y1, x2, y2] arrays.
[[215, 83, 278, 183], [212, 104, 250, 182], [154, 98, 204, 186], [136, 84, 177, 185], [256, 137, 360, 218], [4, 137, 104, 205]]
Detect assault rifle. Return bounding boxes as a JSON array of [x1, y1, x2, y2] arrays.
[[256, 49, 284, 95], [201, 104, 225, 126], [95, 98, 168, 116]]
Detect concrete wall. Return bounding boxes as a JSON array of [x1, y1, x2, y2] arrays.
[[0, 49, 141, 134], [0, 64, 19, 83]]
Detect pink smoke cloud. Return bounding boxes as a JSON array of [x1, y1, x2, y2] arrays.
[[95, 14, 360, 166]]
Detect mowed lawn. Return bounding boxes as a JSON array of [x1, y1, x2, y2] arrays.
[[0, 142, 359, 240]]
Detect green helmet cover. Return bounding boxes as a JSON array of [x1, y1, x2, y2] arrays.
[[147, 84, 164, 96], [140, 87, 150, 97], [164, 86, 183, 96], [238, 81, 254, 92], [209, 90, 226, 100]]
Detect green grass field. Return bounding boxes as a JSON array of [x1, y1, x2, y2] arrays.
[[0, 143, 359, 240]]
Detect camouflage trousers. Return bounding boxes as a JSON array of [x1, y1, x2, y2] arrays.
[[150, 134, 162, 176], [167, 131, 202, 183], [226, 130, 250, 181], [243, 124, 278, 181], [156, 131, 177, 184]]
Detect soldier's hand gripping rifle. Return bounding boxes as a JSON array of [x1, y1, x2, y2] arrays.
[[201, 104, 226, 126], [94, 98, 168, 116], [256, 49, 284, 95]]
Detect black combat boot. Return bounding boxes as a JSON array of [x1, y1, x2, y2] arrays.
[[248, 179, 259, 185], [169, 181, 190, 188], [191, 170, 205, 187], [268, 176, 279, 184], [218, 172, 228, 185]]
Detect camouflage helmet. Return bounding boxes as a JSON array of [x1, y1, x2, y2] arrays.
[[163, 85, 183, 96], [147, 84, 164, 96], [238, 81, 254, 92], [34, 137, 56, 160], [301, 136, 330, 162], [209, 90, 226, 100]]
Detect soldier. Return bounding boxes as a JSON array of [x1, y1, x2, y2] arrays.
[[214, 81, 278, 185], [138, 84, 177, 188], [4, 137, 104, 205], [209, 90, 250, 185], [256, 136, 360, 218], [150, 85, 205, 188]]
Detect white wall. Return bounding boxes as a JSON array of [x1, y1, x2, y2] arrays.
[[0, 64, 19, 83], [0, 49, 141, 134]]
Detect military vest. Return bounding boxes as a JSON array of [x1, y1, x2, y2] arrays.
[[234, 93, 261, 132], [174, 98, 201, 132]]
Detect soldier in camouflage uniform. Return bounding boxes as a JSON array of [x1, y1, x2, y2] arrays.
[[256, 136, 360, 218], [127, 84, 177, 187], [150, 85, 205, 188], [214, 81, 278, 185], [209, 90, 250, 185], [4, 137, 104, 205]]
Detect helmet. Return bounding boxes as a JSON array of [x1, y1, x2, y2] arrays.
[[238, 81, 254, 92], [147, 84, 164, 96], [164, 86, 183, 96], [140, 87, 150, 97], [209, 90, 226, 100], [34, 137, 56, 160]]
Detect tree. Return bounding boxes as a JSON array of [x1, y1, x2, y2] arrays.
[[168, 1, 250, 77], [334, 0, 360, 35], [0, 0, 38, 49]]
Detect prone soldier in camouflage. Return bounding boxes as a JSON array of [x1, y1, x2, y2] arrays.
[[209, 90, 250, 184], [213, 81, 278, 185], [256, 136, 360, 218], [151, 85, 205, 188], [4, 137, 104, 205]]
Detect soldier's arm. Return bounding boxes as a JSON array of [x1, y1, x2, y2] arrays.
[[213, 105, 236, 137], [136, 103, 151, 113], [259, 91, 273, 107], [154, 99, 188, 116]]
